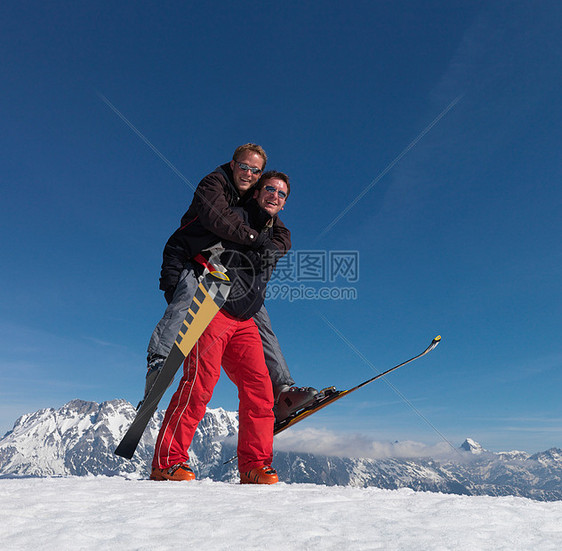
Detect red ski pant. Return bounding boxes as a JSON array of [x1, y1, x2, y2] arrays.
[[152, 309, 275, 473]]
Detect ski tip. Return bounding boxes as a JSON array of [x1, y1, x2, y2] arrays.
[[433, 335, 442, 343], [209, 270, 230, 282]]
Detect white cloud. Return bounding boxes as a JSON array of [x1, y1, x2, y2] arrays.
[[274, 427, 454, 459]]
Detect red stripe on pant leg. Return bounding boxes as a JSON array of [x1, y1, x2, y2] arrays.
[[153, 350, 200, 469], [162, 343, 201, 466]]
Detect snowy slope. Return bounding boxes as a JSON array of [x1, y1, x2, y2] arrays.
[[1, 477, 562, 551], [1, 399, 561, 501]]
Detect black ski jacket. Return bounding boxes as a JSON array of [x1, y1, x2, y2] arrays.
[[215, 199, 283, 320], [159, 163, 291, 292]]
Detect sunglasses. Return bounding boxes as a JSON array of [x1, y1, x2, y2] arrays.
[[235, 161, 262, 175], [264, 185, 287, 200]]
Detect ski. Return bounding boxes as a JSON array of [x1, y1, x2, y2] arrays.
[[273, 335, 441, 436], [115, 270, 231, 459], [224, 336, 442, 463]]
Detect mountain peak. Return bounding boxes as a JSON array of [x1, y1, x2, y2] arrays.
[[530, 448, 562, 464], [460, 438, 485, 454]]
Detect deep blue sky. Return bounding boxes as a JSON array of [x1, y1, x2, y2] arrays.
[[1, 1, 561, 454]]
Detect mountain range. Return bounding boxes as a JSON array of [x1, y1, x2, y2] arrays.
[[1, 399, 560, 501]]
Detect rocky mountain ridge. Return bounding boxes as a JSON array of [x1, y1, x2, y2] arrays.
[[1, 399, 560, 501]]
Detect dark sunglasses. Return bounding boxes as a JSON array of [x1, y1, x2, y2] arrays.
[[264, 185, 287, 200], [235, 161, 262, 175]]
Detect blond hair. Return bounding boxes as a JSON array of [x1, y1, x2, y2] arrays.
[[232, 143, 268, 168]]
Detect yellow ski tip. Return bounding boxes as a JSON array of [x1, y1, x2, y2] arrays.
[[434, 335, 442, 342], [210, 270, 230, 282]]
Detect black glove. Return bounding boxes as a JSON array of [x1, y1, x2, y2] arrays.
[[243, 249, 263, 272], [164, 286, 176, 305], [258, 236, 281, 268], [249, 231, 269, 250]]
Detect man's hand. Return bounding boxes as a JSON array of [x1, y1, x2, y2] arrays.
[[249, 231, 268, 250], [258, 236, 281, 269], [164, 287, 176, 305], [244, 250, 263, 272]]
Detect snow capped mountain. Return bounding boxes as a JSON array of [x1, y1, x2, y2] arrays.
[[1, 399, 561, 501], [0, 399, 241, 480], [0, 399, 163, 477], [460, 437, 485, 454], [531, 447, 562, 464]]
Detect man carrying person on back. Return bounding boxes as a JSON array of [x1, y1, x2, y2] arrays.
[[143, 144, 317, 422], [151, 171, 293, 483]]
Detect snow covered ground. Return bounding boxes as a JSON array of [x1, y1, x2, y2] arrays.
[[1, 477, 561, 550]]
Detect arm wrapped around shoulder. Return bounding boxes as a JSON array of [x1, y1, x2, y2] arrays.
[[270, 217, 291, 256], [258, 236, 282, 269]]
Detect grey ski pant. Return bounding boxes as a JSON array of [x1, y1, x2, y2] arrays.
[[147, 263, 294, 391]]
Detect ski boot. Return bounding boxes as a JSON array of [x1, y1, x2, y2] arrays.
[[240, 465, 278, 485], [150, 462, 196, 481], [273, 385, 318, 423]]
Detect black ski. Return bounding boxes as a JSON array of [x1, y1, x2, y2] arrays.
[[274, 335, 441, 436], [115, 271, 231, 459]]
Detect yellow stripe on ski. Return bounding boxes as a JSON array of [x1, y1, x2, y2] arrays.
[[175, 284, 222, 356]]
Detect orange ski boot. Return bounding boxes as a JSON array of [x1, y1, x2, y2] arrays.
[[240, 465, 279, 485], [150, 462, 196, 481]]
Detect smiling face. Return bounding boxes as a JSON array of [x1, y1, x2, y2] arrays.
[[229, 151, 265, 195], [254, 177, 288, 216]]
